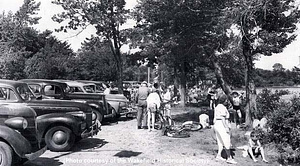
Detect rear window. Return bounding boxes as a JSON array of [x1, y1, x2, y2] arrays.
[[28, 84, 41, 95], [44, 85, 62, 95]]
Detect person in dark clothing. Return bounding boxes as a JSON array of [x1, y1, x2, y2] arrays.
[[135, 81, 150, 129]]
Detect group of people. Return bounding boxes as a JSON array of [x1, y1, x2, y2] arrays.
[[213, 94, 268, 164], [135, 81, 172, 132]]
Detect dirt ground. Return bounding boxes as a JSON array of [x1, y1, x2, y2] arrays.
[[23, 107, 281, 166]]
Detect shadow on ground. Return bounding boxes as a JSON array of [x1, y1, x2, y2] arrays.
[[23, 157, 63, 166], [48, 138, 108, 160], [114, 150, 142, 158]]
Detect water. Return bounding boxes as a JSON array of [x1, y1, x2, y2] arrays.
[[235, 86, 300, 101]]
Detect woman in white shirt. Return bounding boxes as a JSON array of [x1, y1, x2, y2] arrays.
[[146, 90, 161, 131], [214, 95, 237, 164]]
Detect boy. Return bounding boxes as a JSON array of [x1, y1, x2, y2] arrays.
[[247, 129, 268, 163]]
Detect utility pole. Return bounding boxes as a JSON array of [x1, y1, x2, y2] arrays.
[[147, 67, 150, 83]]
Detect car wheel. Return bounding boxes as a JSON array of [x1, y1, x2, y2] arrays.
[[45, 126, 75, 152], [0, 141, 13, 166]]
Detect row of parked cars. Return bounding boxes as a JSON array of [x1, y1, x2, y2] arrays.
[[0, 79, 133, 166]]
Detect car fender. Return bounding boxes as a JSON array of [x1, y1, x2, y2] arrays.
[[88, 103, 105, 115], [37, 113, 80, 137], [0, 125, 31, 158]]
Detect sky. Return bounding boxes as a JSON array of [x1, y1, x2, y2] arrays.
[[1, 0, 300, 70]]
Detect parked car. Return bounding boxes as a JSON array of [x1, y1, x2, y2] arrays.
[[20, 79, 115, 122], [72, 80, 132, 118], [0, 103, 47, 166], [0, 79, 100, 152]]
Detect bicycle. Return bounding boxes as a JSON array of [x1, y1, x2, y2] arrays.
[[154, 102, 203, 138]]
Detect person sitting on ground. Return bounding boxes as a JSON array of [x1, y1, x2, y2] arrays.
[[146, 89, 161, 132], [247, 129, 268, 163], [199, 113, 210, 129]]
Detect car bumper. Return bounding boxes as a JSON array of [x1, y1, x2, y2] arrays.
[[120, 107, 137, 117], [81, 120, 101, 139], [24, 146, 47, 161]]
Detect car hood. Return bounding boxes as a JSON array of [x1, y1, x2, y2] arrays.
[[105, 94, 128, 102], [0, 103, 36, 117], [26, 99, 92, 113]]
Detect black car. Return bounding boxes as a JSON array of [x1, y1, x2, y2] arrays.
[[0, 79, 100, 152], [20, 79, 116, 122], [0, 103, 47, 166]]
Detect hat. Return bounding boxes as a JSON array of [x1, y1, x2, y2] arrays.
[[142, 81, 147, 85]]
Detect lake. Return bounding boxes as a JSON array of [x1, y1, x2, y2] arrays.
[[235, 86, 300, 101]]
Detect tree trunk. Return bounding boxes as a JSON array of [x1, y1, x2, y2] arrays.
[[243, 36, 256, 128], [179, 62, 187, 107], [108, 36, 123, 94], [212, 59, 233, 102]]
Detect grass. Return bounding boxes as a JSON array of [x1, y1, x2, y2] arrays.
[[169, 106, 282, 165]]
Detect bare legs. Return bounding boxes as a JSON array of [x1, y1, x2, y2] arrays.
[[248, 147, 268, 163], [147, 110, 155, 131]]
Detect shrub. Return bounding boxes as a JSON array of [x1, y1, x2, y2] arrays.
[[267, 96, 300, 164], [256, 89, 289, 119]]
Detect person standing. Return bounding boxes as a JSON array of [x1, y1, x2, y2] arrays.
[[146, 89, 161, 131], [163, 87, 172, 125], [232, 92, 242, 128], [135, 81, 150, 129], [214, 95, 237, 164], [207, 86, 217, 109]]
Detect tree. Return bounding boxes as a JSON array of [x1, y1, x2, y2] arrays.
[[52, 0, 130, 93], [227, 0, 300, 126], [24, 34, 75, 79], [133, 0, 235, 106], [273, 63, 285, 72], [73, 36, 118, 81], [0, 0, 41, 79]]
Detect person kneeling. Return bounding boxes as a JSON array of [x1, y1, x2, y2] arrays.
[[248, 130, 268, 163]]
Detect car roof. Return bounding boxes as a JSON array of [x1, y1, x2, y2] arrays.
[[20, 79, 69, 87], [0, 79, 27, 87], [64, 81, 96, 87]]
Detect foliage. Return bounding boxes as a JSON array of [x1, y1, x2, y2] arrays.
[[266, 96, 300, 164], [73, 37, 118, 81], [255, 67, 300, 87], [0, 0, 41, 79], [24, 35, 75, 79], [256, 88, 288, 119], [52, 0, 131, 93]]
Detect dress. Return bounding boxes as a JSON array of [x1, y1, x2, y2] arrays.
[[213, 104, 231, 149]]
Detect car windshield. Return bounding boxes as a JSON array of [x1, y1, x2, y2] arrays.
[[16, 85, 36, 101]]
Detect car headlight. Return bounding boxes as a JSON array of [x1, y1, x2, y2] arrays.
[[92, 112, 97, 121], [5, 117, 28, 129], [67, 111, 86, 120]]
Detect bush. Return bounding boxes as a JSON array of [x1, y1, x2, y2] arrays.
[[256, 88, 289, 119], [266, 96, 300, 164]]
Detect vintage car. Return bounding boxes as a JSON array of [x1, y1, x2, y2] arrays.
[[71, 80, 132, 118], [0, 80, 100, 152], [0, 103, 47, 166], [20, 79, 115, 122]]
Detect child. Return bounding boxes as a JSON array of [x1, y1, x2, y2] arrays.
[[232, 92, 242, 128], [247, 129, 268, 163]]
